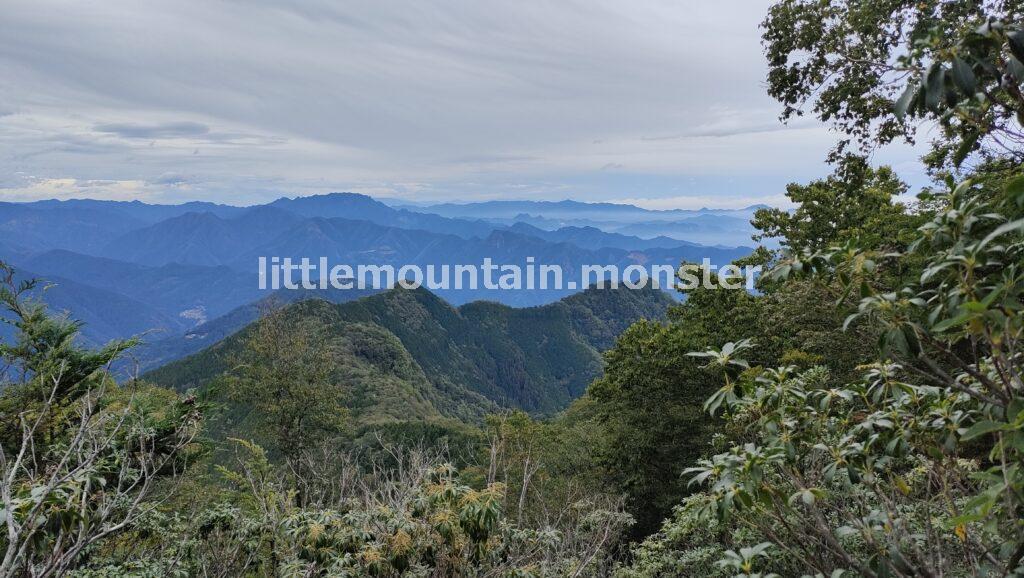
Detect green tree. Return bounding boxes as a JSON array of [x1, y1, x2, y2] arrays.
[[751, 155, 911, 252], [763, 0, 1024, 168], [225, 302, 348, 501], [0, 264, 201, 576], [678, 174, 1024, 575]]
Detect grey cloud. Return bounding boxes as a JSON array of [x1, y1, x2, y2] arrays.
[[448, 154, 539, 165], [0, 0, 928, 206], [641, 115, 821, 141], [150, 172, 195, 185], [77, 179, 120, 187], [94, 121, 210, 139]]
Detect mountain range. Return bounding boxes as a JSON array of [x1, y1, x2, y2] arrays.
[[0, 192, 756, 373], [393, 198, 768, 223], [389, 198, 767, 247]]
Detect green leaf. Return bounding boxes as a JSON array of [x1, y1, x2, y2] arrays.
[[962, 301, 988, 313], [932, 312, 972, 332], [894, 82, 917, 120], [884, 327, 910, 356], [952, 132, 980, 167], [1005, 175, 1024, 208], [925, 64, 944, 111], [951, 57, 976, 94], [979, 218, 1024, 249], [961, 420, 1007, 441], [1009, 57, 1024, 84], [1008, 31, 1024, 65]]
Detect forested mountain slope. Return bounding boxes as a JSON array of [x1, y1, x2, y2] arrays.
[[145, 284, 673, 419]]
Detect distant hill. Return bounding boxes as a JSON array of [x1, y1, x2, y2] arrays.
[[0, 199, 243, 254], [404, 198, 767, 223], [132, 284, 379, 373], [145, 285, 674, 419], [15, 198, 244, 222], [401, 198, 765, 247], [613, 214, 754, 241], [18, 249, 262, 324], [100, 206, 304, 268], [0, 268, 188, 348], [0, 202, 148, 254], [95, 212, 749, 306], [268, 192, 496, 239], [503, 222, 702, 251], [246, 220, 750, 304]]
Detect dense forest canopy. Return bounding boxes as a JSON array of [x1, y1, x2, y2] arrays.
[[0, 1, 1023, 576]]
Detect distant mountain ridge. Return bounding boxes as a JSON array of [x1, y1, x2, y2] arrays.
[[0, 267, 188, 348], [504, 222, 702, 251], [388, 197, 764, 247], [132, 284, 379, 374], [0, 199, 244, 254], [85, 209, 750, 306], [100, 207, 304, 267], [396, 198, 768, 222], [17, 250, 263, 324], [268, 193, 496, 239], [0, 192, 756, 360]]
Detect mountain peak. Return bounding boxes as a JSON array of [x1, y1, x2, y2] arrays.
[[167, 210, 226, 226], [271, 191, 383, 206]]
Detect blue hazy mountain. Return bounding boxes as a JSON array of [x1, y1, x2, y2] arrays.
[[401, 198, 768, 222], [0, 202, 148, 254], [268, 192, 496, 239], [0, 192, 757, 363], [392, 199, 765, 247], [17, 250, 263, 325], [0, 268, 188, 348], [613, 214, 756, 243], [228, 217, 751, 305], [96, 210, 751, 306], [501, 222, 704, 251], [100, 206, 304, 267], [17, 198, 244, 222], [0, 199, 244, 254]]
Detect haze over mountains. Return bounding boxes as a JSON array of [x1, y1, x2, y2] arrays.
[[391, 198, 767, 246], [0, 192, 756, 373]]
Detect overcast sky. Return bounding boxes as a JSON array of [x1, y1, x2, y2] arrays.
[[0, 1, 928, 208]]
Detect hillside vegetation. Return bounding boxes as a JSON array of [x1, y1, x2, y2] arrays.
[[1, 1, 1023, 576], [146, 284, 674, 421]]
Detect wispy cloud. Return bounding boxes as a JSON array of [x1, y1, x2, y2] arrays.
[[94, 121, 210, 139], [0, 175, 158, 202], [610, 194, 795, 211], [0, 0, 926, 206], [150, 172, 196, 186]]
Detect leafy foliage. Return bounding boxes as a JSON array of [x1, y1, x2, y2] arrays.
[[763, 0, 1024, 167], [147, 285, 672, 420], [637, 172, 1024, 576], [6, 2, 1024, 576], [0, 263, 201, 577], [751, 156, 912, 252]]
